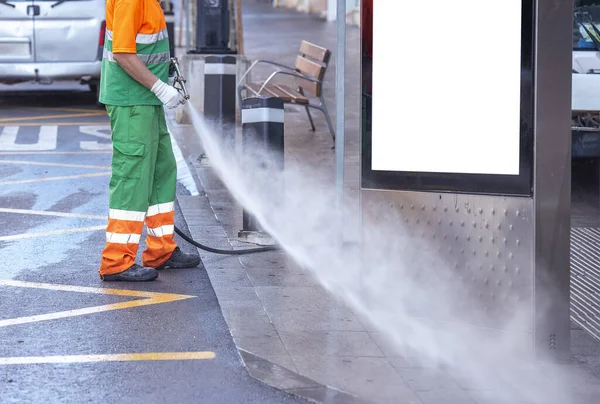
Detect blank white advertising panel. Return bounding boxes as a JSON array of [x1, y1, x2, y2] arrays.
[[371, 1, 522, 175]]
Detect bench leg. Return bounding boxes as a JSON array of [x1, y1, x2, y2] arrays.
[[305, 106, 316, 132], [318, 98, 335, 142], [298, 88, 316, 131], [237, 85, 244, 113]]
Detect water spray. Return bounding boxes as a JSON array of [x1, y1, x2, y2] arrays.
[[181, 98, 588, 404], [169, 57, 276, 255], [169, 55, 589, 403]]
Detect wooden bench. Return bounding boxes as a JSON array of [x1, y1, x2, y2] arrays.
[[237, 41, 335, 141]]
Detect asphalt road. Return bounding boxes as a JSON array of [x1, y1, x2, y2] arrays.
[[0, 83, 305, 403]]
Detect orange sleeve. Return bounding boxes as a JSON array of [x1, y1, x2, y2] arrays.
[[112, 0, 143, 53]]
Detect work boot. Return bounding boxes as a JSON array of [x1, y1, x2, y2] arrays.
[[155, 247, 200, 270], [101, 264, 159, 282]]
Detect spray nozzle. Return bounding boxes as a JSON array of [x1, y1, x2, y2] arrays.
[[170, 57, 190, 100]]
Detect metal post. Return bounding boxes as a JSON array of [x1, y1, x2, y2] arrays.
[[185, 0, 191, 52], [335, 0, 346, 207], [532, 0, 573, 362], [238, 96, 285, 244], [203, 55, 237, 151], [163, 2, 176, 58]]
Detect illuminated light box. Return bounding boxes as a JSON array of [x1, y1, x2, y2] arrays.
[[361, 0, 535, 196]]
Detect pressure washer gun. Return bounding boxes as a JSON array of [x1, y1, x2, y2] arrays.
[[169, 57, 190, 100]]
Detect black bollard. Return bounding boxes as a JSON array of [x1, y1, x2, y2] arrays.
[[191, 0, 234, 54], [204, 55, 237, 151], [238, 96, 285, 243]]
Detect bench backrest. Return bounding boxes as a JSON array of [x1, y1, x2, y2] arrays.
[[294, 41, 331, 97]]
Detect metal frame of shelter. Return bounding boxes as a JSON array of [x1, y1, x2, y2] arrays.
[[339, 0, 574, 361]]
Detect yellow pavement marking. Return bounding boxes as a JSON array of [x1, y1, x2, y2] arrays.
[[0, 159, 111, 169], [0, 225, 105, 242], [0, 112, 106, 123], [0, 171, 111, 185], [0, 208, 107, 220], [0, 151, 111, 155], [0, 280, 197, 328], [0, 352, 216, 365], [0, 122, 109, 127]]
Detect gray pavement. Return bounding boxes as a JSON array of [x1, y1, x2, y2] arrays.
[[169, 1, 600, 403], [0, 84, 307, 403]]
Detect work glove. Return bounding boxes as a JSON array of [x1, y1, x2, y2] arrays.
[[151, 79, 186, 109]]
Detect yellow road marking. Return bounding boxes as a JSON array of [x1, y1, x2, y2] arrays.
[[0, 352, 216, 365], [0, 122, 109, 127], [0, 225, 105, 242], [0, 112, 106, 123], [0, 280, 196, 328], [0, 151, 111, 155], [0, 298, 171, 327], [0, 159, 111, 169], [0, 171, 111, 185], [0, 208, 107, 220]]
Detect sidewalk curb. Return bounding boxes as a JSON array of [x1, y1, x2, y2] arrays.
[[238, 349, 371, 404], [173, 152, 371, 404]]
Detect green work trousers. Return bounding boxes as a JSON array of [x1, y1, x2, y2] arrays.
[[99, 105, 178, 275]]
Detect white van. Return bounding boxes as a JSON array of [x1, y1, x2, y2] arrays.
[[0, 0, 106, 99]]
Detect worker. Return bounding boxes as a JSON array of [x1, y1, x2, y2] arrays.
[[97, 0, 199, 282]]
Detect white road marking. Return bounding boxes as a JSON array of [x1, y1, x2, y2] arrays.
[[0, 159, 110, 169], [79, 125, 112, 150], [167, 121, 199, 196], [0, 126, 58, 151], [0, 151, 111, 155], [0, 352, 216, 365], [0, 172, 111, 185], [0, 279, 157, 296], [0, 208, 107, 220], [0, 226, 106, 242]]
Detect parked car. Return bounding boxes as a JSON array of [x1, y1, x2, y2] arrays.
[[0, 0, 106, 102]]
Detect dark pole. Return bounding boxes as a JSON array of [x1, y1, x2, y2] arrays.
[[238, 96, 285, 238], [203, 55, 237, 152], [163, 2, 175, 58]]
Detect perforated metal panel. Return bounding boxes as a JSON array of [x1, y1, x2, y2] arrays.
[[362, 190, 534, 332]]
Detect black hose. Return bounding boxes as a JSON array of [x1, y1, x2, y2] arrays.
[[174, 225, 278, 255]]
